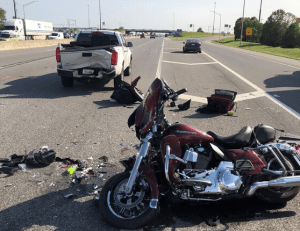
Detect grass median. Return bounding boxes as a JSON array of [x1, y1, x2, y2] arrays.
[[169, 32, 215, 41], [212, 37, 300, 61]]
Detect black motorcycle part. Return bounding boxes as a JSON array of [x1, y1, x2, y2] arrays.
[[253, 124, 276, 144], [119, 156, 136, 171], [234, 159, 255, 172], [193, 147, 213, 170]]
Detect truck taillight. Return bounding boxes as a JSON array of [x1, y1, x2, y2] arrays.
[[111, 50, 118, 65], [56, 47, 61, 62]]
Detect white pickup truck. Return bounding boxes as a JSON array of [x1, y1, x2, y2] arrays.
[[56, 30, 133, 88]]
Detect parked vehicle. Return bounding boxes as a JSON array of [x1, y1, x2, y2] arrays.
[[63, 33, 70, 39], [56, 30, 133, 88], [140, 33, 145, 38], [0, 19, 53, 41], [99, 78, 300, 230], [150, 34, 155, 39], [183, 38, 201, 53], [48, 32, 64, 40]]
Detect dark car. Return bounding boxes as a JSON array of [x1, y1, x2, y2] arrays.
[[150, 34, 155, 39], [183, 38, 201, 53], [64, 33, 70, 39]]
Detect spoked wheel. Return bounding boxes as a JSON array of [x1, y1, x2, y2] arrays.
[[99, 172, 158, 230], [255, 154, 300, 203]]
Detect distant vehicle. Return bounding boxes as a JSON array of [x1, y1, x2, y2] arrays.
[[140, 33, 145, 38], [63, 33, 70, 39], [0, 19, 53, 41], [150, 34, 155, 39], [129, 32, 136, 36], [48, 32, 64, 40], [176, 29, 183, 34], [56, 30, 133, 89], [183, 38, 201, 53]]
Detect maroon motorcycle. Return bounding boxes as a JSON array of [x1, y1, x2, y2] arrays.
[[100, 78, 300, 230]]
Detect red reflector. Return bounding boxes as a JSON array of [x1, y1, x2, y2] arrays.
[[111, 50, 118, 65], [56, 47, 61, 62], [93, 31, 103, 34], [186, 43, 190, 45]]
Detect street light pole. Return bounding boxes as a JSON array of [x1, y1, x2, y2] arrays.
[[23, 1, 37, 19], [99, 0, 102, 30], [212, 2, 216, 35], [23, 1, 38, 40], [240, 0, 246, 47], [214, 12, 221, 42], [259, 0, 263, 22]]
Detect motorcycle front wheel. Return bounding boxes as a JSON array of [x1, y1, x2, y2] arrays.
[[99, 172, 158, 230], [255, 154, 300, 203]]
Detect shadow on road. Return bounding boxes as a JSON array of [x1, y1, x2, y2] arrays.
[[0, 73, 115, 99], [94, 100, 139, 109], [264, 71, 300, 89]]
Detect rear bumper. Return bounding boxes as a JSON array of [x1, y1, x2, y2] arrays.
[[57, 68, 116, 82], [184, 47, 201, 51]]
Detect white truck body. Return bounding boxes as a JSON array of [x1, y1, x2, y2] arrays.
[[0, 19, 53, 41], [48, 32, 64, 40], [57, 30, 133, 88]]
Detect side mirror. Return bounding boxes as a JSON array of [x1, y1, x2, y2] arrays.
[[183, 42, 185, 44], [127, 42, 133, 47]]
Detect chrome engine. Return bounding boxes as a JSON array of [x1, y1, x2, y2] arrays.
[[180, 162, 242, 195]]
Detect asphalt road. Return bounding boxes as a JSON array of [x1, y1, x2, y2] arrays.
[[0, 37, 300, 231]]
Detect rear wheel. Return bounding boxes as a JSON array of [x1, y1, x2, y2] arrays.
[[255, 154, 300, 203], [124, 61, 132, 76], [114, 65, 124, 89], [61, 76, 74, 87], [99, 172, 158, 230]]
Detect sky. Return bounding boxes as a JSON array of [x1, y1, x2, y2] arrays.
[[0, 0, 299, 32]]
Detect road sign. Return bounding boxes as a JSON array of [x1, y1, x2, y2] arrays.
[[246, 28, 253, 35], [224, 24, 228, 27]]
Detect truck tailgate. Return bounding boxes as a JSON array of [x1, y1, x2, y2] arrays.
[[60, 49, 112, 70]]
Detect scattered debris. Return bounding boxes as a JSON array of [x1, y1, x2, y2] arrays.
[[99, 156, 108, 162], [245, 108, 250, 110], [99, 174, 104, 178], [273, 94, 280, 98], [18, 163, 27, 172], [67, 164, 78, 175], [93, 184, 99, 190], [64, 194, 75, 199], [87, 157, 93, 160], [178, 99, 191, 111], [110, 99, 117, 103], [4, 184, 13, 187]]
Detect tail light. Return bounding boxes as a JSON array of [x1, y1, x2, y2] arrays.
[[198, 43, 201, 45], [111, 50, 118, 65], [56, 47, 61, 62], [186, 43, 190, 45]]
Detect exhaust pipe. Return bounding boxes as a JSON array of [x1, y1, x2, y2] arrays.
[[246, 176, 300, 196]]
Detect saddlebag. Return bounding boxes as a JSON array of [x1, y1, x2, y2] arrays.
[[197, 89, 237, 114]]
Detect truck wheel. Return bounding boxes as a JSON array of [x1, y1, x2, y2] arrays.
[[124, 61, 132, 76], [114, 66, 124, 89], [61, 76, 74, 87]]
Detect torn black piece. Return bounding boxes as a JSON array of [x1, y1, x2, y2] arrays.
[[0, 166, 19, 175], [178, 99, 191, 111], [99, 156, 108, 162]]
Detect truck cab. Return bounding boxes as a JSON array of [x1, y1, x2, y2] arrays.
[[0, 19, 24, 41]]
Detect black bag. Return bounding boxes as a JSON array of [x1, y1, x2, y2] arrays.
[[111, 86, 136, 104]]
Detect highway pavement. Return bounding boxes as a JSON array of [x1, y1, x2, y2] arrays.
[[0, 36, 300, 231]]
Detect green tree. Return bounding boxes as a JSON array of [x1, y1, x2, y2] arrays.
[[281, 21, 300, 48], [119, 26, 124, 30], [234, 17, 263, 42], [0, 8, 6, 30], [260, 9, 297, 47]]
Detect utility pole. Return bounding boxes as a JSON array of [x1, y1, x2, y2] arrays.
[[240, 0, 246, 46], [258, 0, 262, 22], [173, 13, 175, 30], [99, 0, 102, 30], [212, 2, 216, 35], [13, 0, 17, 18]]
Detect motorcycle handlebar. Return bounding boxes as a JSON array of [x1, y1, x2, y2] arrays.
[[175, 88, 187, 96], [168, 88, 187, 101]]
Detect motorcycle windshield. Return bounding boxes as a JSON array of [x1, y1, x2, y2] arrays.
[[135, 78, 163, 134]]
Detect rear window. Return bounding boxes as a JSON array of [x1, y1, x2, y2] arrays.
[[51, 33, 58, 36], [186, 39, 199, 43], [76, 33, 119, 46]]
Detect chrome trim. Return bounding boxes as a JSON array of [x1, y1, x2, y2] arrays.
[[293, 154, 300, 167], [164, 145, 172, 186], [246, 176, 300, 196], [267, 146, 287, 174], [262, 168, 284, 176], [149, 199, 159, 209], [124, 133, 153, 194]]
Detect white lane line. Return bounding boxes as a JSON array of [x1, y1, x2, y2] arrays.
[[155, 39, 164, 78], [46, 49, 54, 51], [203, 51, 300, 120], [0, 67, 3, 69], [178, 94, 207, 103], [163, 60, 217, 65]]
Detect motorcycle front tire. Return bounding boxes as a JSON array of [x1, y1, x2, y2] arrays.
[[99, 172, 158, 230]]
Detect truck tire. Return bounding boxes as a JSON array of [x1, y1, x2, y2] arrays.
[[61, 76, 74, 87], [114, 66, 124, 89], [124, 61, 132, 76]]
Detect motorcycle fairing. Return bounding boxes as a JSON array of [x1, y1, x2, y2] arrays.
[[140, 164, 159, 200], [135, 78, 163, 135], [163, 124, 214, 145], [160, 135, 182, 184], [226, 149, 266, 175]]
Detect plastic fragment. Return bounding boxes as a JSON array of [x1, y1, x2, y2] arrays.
[[99, 174, 104, 178], [93, 184, 99, 190], [18, 163, 27, 172], [87, 157, 93, 160], [245, 108, 250, 110], [67, 164, 78, 175], [99, 156, 108, 162], [49, 183, 55, 187], [5, 184, 13, 187], [110, 99, 117, 102], [64, 194, 74, 199]]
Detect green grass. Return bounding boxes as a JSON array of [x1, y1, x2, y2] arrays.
[[169, 32, 216, 41], [212, 37, 300, 61]]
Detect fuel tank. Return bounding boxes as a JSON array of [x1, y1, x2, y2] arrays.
[[163, 123, 214, 145]]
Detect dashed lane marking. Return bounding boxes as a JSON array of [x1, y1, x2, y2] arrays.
[[163, 60, 217, 65]]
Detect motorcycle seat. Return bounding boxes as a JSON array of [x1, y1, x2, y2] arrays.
[[207, 126, 253, 149]]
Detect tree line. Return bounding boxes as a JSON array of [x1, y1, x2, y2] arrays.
[[0, 8, 6, 30], [234, 9, 300, 48]]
